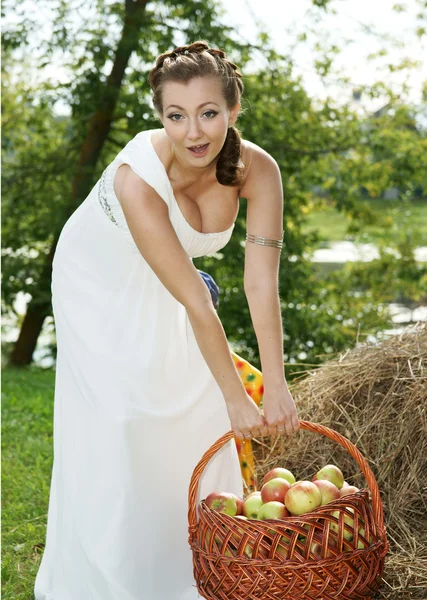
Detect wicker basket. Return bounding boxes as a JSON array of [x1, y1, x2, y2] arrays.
[[188, 420, 389, 600]]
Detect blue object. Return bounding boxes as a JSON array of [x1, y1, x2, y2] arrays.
[[198, 270, 220, 310]]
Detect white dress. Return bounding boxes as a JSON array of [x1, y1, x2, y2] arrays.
[[34, 128, 244, 600]]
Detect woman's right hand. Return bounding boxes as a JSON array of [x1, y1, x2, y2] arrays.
[[225, 391, 268, 440]]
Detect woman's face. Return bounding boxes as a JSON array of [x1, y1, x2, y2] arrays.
[[160, 76, 239, 168]]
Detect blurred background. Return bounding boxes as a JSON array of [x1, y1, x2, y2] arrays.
[[2, 0, 427, 373]]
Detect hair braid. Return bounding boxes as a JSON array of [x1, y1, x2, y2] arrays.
[[148, 40, 245, 187]]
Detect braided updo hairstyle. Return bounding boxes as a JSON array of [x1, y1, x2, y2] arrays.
[[148, 40, 245, 187]]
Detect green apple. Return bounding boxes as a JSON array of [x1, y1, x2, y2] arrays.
[[313, 479, 341, 505], [263, 467, 296, 486], [356, 526, 373, 549], [257, 501, 289, 520], [313, 465, 344, 489], [329, 508, 354, 541], [243, 492, 263, 518], [285, 481, 322, 516]]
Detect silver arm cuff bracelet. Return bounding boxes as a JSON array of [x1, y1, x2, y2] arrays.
[[245, 233, 284, 249]]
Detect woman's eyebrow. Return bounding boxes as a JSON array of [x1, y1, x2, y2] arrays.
[[166, 102, 220, 111]]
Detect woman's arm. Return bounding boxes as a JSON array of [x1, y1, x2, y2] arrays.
[[240, 143, 300, 435], [114, 164, 266, 440]]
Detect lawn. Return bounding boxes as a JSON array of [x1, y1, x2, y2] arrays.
[[301, 197, 427, 245], [2, 365, 55, 600]]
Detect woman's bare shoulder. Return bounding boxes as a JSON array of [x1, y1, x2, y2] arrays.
[[150, 128, 172, 168], [239, 138, 277, 197]]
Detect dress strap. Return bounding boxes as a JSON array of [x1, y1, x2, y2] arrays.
[[110, 130, 171, 208]]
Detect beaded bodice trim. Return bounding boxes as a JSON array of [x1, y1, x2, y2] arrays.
[[98, 168, 118, 226], [94, 130, 234, 258]]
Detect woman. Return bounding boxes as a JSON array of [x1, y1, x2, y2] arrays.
[[34, 40, 299, 600]]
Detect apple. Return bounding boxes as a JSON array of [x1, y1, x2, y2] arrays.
[[258, 501, 290, 520], [329, 508, 354, 541], [284, 481, 322, 516], [205, 492, 239, 516], [342, 481, 350, 487], [243, 492, 264, 518], [313, 480, 341, 505], [229, 515, 253, 558], [263, 467, 296, 486], [275, 536, 290, 560], [356, 526, 373, 549], [236, 497, 244, 515], [261, 477, 291, 504], [340, 485, 360, 497], [204, 530, 222, 552], [310, 536, 337, 559], [245, 491, 262, 500], [313, 465, 344, 489], [235, 514, 248, 521]]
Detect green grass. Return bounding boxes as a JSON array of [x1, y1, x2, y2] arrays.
[[2, 365, 55, 600], [301, 198, 427, 245]]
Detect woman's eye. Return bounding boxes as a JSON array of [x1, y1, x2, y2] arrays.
[[167, 111, 218, 121]]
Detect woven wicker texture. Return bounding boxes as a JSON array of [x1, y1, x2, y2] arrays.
[[188, 420, 389, 600]]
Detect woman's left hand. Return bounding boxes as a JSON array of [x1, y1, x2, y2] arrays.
[[260, 381, 300, 437]]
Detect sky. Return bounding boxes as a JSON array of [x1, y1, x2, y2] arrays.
[[5, 0, 426, 114], [218, 0, 426, 110]]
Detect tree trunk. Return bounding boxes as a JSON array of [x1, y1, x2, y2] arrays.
[[8, 0, 149, 366]]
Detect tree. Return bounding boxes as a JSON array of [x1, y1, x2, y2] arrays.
[[2, 0, 426, 373], [2, 0, 258, 365]]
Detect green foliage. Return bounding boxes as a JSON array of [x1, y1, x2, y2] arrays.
[[2, 57, 78, 308], [195, 64, 426, 373], [2, 0, 426, 377]]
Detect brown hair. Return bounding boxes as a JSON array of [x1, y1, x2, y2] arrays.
[[148, 40, 245, 187]]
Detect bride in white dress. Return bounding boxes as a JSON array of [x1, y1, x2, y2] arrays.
[[34, 40, 299, 600]]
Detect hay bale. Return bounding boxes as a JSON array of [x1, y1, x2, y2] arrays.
[[254, 322, 427, 599]]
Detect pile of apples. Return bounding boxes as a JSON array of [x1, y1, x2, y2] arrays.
[[203, 464, 372, 556]]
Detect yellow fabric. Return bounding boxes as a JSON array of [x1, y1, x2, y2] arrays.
[[231, 351, 264, 492]]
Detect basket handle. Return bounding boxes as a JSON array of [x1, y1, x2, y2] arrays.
[[188, 420, 386, 538]]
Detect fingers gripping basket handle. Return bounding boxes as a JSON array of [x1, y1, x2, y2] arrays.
[[188, 420, 386, 542]]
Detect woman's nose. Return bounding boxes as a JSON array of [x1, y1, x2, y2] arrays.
[[187, 119, 203, 140]]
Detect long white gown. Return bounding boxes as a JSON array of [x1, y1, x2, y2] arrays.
[[34, 128, 244, 600]]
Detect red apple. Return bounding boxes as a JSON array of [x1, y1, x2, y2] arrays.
[[310, 536, 337, 559], [313, 479, 341, 505], [243, 492, 264, 518], [285, 481, 322, 515], [263, 467, 296, 486], [340, 485, 360, 497], [257, 501, 290, 520], [235, 497, 244, 515], [313, 465, 344, 489], [205, 492, 239, 516], [261, 477, 291, 504]]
